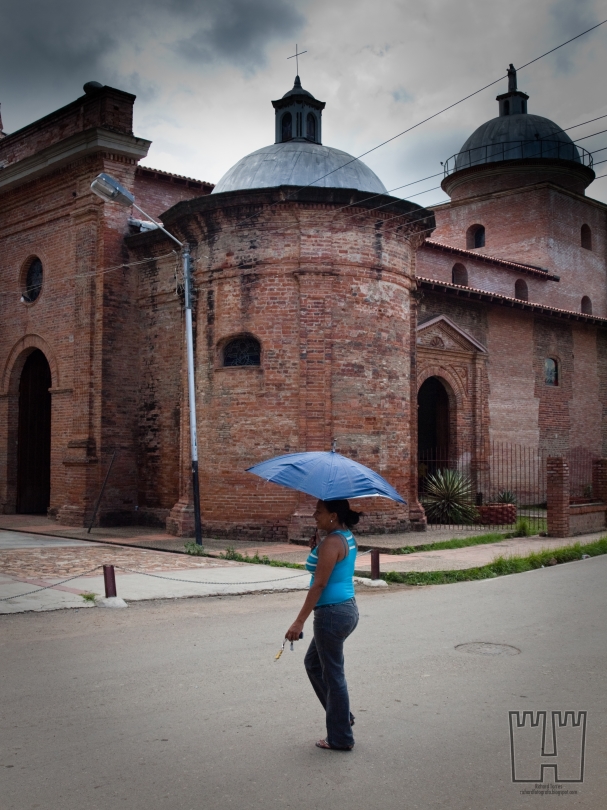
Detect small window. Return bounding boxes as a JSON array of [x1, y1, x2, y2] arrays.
[[223, 336, 261, 367], [581, 224, 592, 250], [466, 224, 485, 249], [504, 100, 510, 116], [306, 113, 316, 142], [515, 279, 528, 301], [22, 257, 43, 303], [545, 358, 558, 386], [281, 112, 292, 142], [451, 263, 468, 286], [581, 296, 592, 315]]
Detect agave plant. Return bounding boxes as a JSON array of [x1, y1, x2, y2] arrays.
[[496, 489, 517, 504], [421, 468, 479, 524]]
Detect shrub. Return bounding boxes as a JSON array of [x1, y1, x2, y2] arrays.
[[496, 490, 517, 504], [421, 469, 479, 525], [184, 541, 206, 556], [509, 518, 531, 537]]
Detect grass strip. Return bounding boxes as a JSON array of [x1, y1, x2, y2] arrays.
[[393, 531, 508, 554], [379, 538, 607, 586], [219, 546, 306, 570]]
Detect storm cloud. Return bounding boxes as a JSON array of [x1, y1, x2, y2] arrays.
[[0, 0, 606, 204], [0, 0, 305, 124]]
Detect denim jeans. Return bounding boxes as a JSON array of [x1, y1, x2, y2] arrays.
[[304, 597, 359, 749]]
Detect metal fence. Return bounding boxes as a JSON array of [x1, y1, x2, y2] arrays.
[[567, 446, 597, 501], [417, 442, 600, 533], [443, 139, 593, 176]]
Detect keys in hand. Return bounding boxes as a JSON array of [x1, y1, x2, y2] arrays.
[[275, 632, 303, 661]]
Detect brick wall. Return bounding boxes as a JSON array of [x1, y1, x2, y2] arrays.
[[0, 87, 213, 526], [417, 242, 558, 301], [133, 168, 212, 220], [430, 184, 607, 317], [547, 456, 569, 537], [417, 290, 606, 458], [0, 86, 136, 165], [127, 187, 434, 539]]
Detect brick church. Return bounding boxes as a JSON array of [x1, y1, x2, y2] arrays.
[[1, 67, 605, 539]]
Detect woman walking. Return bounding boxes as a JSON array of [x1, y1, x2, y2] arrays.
[[285, 498, 360, 751]]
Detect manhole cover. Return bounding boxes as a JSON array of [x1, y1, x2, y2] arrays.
[[455, 642, 520, 656]]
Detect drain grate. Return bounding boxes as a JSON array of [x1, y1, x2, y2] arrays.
[[455, 642, 520, 656]]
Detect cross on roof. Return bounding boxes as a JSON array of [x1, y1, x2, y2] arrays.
[[287, 44, 307, 76]]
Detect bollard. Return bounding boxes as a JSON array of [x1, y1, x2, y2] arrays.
[[370, 548, 380, 580], [103, 564, 117, 598]]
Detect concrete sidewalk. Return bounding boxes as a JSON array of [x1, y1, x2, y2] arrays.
[[0, 530, 309, 614], [0, 513, 513, 555], [1, 519, 604, 614]]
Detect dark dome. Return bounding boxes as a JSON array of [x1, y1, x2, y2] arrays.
[[282, 75, 314, 99], [454, 113, 581, 171]]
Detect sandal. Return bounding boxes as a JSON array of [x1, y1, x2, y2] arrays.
[[315, 738, 353, 751]]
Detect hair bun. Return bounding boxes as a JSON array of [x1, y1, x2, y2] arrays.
[[347, 508, 361, 527]]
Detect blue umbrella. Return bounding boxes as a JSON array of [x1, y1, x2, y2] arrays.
[[246, 450, 406, 503]]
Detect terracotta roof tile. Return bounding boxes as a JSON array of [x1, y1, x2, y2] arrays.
[[418, 276, 607, 324], [423, 239, 560, 280]]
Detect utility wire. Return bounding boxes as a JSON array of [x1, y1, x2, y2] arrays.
[[227, 17, 607, 224], [5, 17, 607, 301]]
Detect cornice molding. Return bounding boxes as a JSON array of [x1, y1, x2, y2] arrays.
[[0, 128, 150, 193]]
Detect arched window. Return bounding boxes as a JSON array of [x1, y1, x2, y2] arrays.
[[22, 257, 43, 303], [281, 112, 292, 142], [466, 224, 485, 249], [451, 263, 468, 286], [223, 336, 261, 367], [581, 296, 592, 315], [544, 358, 558, 387], [581, 224, 592, 250], [306, 113, 316, 142], [515, 279, 528, 301]]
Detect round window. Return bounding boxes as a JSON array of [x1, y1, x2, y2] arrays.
[[23, 258, 43, 303]]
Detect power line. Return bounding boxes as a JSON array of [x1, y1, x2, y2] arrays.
[[4, 24, 607, 300], [184, 119, 607, 247], [200, 18, 607, 242], [266, 19, 607, 199]]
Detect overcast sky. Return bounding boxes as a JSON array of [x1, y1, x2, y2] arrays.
[[1, 0, 606, 205]]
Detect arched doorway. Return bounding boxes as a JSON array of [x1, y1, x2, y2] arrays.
[[17, 350, 52, 513], [417, 376, 450, 461]]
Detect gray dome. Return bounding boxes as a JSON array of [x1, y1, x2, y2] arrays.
[[454, 113, 580, 171], [212, 141, 387, 195]]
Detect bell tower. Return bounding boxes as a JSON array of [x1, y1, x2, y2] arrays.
[[271, 76, 326, 145]]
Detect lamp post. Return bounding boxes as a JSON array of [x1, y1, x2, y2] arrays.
[[90, 172, 203, 545]]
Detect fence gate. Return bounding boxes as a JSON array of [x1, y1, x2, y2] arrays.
[[418, 443, 557, 534]]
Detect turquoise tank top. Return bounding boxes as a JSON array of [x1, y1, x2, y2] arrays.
[[306, 529, 357, 607]]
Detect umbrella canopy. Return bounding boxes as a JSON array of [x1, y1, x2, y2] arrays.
[[246, 451, 406, 503]]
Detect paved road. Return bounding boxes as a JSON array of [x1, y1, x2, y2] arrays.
[[1, 556, 605, 810]]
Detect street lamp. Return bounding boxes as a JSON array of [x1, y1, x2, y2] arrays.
[[90, 172, 203, 545]]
